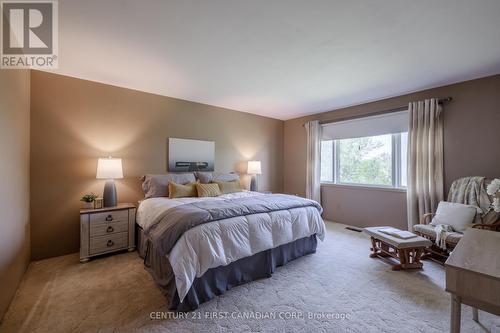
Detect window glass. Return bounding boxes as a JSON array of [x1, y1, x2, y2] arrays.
[[337, 134, 392, 186], [320, 132, 408, 188]]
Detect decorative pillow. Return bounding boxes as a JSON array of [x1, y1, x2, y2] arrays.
[[196, 183, 221, 197], [141, 173, 196, 198], [215, 181, 242, 194], [195, 172, 239, 184], [430, 201, 477, 233], [194, 172, 214, 184], [213, 172, 240, 183], [168, 182, 198, 199]]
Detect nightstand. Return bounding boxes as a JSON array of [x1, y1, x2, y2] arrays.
[[79, 203, 136, 262]]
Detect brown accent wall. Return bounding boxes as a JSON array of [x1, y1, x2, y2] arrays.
[[284, 74, 500, 229], [0, 70, 30, 320], [30, 71, 284, 260]]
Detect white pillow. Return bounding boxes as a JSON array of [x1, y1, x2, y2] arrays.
[[430, 201, 477, 233]]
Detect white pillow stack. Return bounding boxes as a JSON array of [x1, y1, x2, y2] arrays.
[[430, 201, 478, 233]]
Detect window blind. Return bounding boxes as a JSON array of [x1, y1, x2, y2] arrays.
[[321, 110, 409, 140]]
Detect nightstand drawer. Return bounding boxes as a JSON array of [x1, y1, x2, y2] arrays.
[[89, 232, 128, 255], [89, 209, 128, 224], [90, 220, 128, 237]]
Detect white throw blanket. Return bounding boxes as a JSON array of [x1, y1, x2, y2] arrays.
[[434, 224, 454, 250]]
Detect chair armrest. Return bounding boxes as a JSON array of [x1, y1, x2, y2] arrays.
[[472, 224, 500, 231], [420, 213, 435, 225]]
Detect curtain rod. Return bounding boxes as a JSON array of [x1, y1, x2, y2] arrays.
[[304, 97, 452, 127]]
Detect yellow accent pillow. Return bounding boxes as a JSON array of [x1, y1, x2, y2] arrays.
[[196, 183, 221, 197], [168, 182, 197, 198], [214, 181, 242, 194]]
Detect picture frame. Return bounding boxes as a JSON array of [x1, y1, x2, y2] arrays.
[[94, 198, 104, 209], [168, 138, 215, 172]]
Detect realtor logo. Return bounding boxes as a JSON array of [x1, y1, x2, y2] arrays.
[[1, 0, 58, 69]]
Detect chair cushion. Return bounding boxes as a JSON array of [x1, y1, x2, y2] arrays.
[[413, 224, 463, 245], [430, 201, 477, 232]]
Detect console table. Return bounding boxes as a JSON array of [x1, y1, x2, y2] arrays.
[[445, 228, 500, 333]]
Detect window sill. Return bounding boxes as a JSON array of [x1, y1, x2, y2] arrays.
[[320, 182, 407, 193]]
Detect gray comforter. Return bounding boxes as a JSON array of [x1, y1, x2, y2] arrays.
[[144, 194, 323, 256]]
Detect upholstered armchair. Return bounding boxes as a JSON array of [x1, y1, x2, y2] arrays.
[[413, 177, 500, 260]]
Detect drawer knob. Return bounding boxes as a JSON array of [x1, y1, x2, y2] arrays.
[[107, 240, 114, 247], [105, 215, 113, 221], [106, 226, 114, 233]]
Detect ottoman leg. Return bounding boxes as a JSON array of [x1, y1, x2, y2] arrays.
[[413, 248, 424, 268], [369, 237, 378, 258], [392, 249, 407, 270], [396, 248, 424, 270]]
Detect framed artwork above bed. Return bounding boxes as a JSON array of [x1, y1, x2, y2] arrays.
[[168, 138, 215, 172]]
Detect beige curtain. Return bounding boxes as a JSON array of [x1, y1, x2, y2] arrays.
[[305, 120, 321, 203], [407, 98, 444, 229]]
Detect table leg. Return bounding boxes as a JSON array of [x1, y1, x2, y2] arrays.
[[450, 294, 461, 333], [472, 307, 478, 322]]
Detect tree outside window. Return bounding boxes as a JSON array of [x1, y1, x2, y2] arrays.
[[321, 133, 407, 188]]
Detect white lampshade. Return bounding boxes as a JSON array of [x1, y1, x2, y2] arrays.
[[96, 157, 123, 179], [247, 160, 262, 175]]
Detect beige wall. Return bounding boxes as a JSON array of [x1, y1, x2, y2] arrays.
[[30, 71, 284, 260], [27, 71, 500, 257], [0, 70, 30, 320], [284, 74, 500, 229]]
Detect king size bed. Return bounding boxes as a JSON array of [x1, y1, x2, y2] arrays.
[[136, 172, 325, 311]]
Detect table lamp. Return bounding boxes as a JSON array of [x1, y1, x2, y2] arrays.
[[96, 157, 123, 207], [247, 160, 261, 192]]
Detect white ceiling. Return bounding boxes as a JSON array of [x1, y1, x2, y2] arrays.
[[48, 0, 500, 120]]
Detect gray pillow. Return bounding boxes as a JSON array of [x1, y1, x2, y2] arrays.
[[214, 173, 240, 183], [194, 172, 214, 184], [141, 173, 196, 198], [195, 172, 239, 184]]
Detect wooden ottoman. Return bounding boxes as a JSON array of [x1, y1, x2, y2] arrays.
[[363, 226, 432, 270]]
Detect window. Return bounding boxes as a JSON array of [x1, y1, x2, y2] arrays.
[[320, 111, 408, 189]]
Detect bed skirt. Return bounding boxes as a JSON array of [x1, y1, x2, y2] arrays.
[[137, 225, 317, 311]]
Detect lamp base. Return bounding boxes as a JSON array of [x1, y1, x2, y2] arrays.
[[250, 174, 259, 192], [103, 179, 117, 207]]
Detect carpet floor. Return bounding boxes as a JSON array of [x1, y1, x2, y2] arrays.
[[1, 222, 499, 333]]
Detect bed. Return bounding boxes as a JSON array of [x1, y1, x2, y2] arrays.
[[136, 173, 325, 311]]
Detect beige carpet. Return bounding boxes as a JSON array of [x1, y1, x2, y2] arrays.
[[1, 222, 499, 333]]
